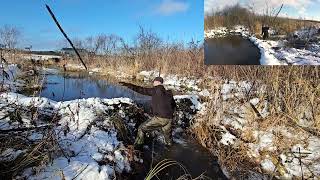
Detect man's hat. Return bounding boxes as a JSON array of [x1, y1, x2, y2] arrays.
[[153, 77, 164, 83]]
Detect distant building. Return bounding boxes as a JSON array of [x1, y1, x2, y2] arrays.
[[23, 51, 62, 61], [60, 48, 88, 56]]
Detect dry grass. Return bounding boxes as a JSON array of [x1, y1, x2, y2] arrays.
[[205, 4, 320, 35], [1, 27, 319, 179], [191, 65, 319, 178], [53, 41, 204, 78], [0, 123, 59, 179], [145, 159, 211, 180]]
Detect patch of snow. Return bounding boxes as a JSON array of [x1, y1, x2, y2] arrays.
[[91, 68, 101, 73], [138, 70, 201, 92], [261, 159, 275, 172], [174, 95, 202, 110], [220, 131, 236, 145], [199, 89, 210, 97], [221, 80, 253, 100], [40, 67, 60, 75], [138, 70, 159, 79], [248, 37, 283, 65], [0, 148, 26, 162], [249, 98, 260, 106], [64, 64, 86, 70], [0, 92, 137, 179]]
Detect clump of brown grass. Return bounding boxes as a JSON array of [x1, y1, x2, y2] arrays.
[[191, 113, 261, 179], [191, 65, 319, 178], [0, 128, 59, 179]]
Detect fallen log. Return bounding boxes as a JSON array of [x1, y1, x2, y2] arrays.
[[286, 114, 320, 138], [0, 124, 53, 134]]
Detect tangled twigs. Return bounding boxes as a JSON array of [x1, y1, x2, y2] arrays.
[[0, 128, 58, 179]]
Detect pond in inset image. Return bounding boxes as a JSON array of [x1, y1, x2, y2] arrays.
[[205, 35, 261, 65]]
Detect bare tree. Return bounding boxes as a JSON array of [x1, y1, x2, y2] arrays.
[[135, 25, 162, 56], [101, 34, 123, 56], [119, 38, 136, 59], [84, 36, 95, 54], [103, 34, 122, 56], [94, 34, 106, 54], [61, 37, 84, 49], [0, 25, 21, 49], [84, 35, 106, 55]]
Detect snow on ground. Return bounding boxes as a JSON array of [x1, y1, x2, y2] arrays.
[[205, 26, 320, 65], [249, 36, 320, 65], [247, 37, 284, 65], [39, 67, 60, 75], [64, 64, 135, 79], [174, 95, 203, 111], [221, 80, 253, 100], [0, 87, 204, 179], [64, 64, 86, 70], [0, 93, 134, 179], [0, 148, 27, 162], [137, 70, 204, 93], [219, 126, 237, 146], [294, 27, 320, 39]]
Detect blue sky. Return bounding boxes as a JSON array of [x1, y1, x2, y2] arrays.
[[0, 0, 203, 51], [205, 0, 320, 21]]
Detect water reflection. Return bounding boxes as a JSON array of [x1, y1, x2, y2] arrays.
[[205, 35, 261, 65], [40, 72, 151, 105]]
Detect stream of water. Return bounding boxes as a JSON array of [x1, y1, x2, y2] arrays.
[[40, 71, 151, 103], [22, 70, 227, 179]]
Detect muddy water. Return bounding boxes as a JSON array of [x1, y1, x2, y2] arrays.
[[205, 35, 261, 65], [130, 136, 227, 179], [23, 70, 226, 179]]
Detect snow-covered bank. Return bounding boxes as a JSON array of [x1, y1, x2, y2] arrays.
[[205, 26, 320, 65], [60, 64, 210, 97], [192, 79, 320, 179], [0, 91, 204, 179], [137, 70, 213, 101], [0, 93, 136, 179]]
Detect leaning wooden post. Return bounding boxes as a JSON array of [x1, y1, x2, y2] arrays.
[[45, 4, 88, 70]]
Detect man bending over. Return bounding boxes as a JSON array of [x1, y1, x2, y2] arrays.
[[120, 77, 176, 148]]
